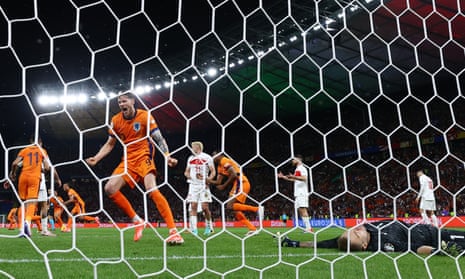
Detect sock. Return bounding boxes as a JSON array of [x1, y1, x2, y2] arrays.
[[232, 203, 258, 212], [18, 206, 23, 229], [190, 215, 197, 231], [49, 218, 55, 230], [32, 215, 42, 230], [24, 220, 31, 232], [431, 215, 438, 227], [25, 203, 35, 223], [206, 218, 212, 229], [302, 217, 311, 229], [24, 203, 36, 231], [235, 212, 256, 231], [41, 217, 48, 232], [109, 191, 137, 219], [150, 190, 175, 229], [421, 213, 431, 224]]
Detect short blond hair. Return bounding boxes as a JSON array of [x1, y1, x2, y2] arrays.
[[191, 141, 204, 152]]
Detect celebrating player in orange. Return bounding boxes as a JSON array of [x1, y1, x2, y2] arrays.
[[61, 183, 100, 232], [86, 91, 183, 244], [9, 136, 56, 237], [209, 153, 263, 236]]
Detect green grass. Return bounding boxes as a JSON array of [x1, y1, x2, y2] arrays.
[[0, 227, 464, 278]]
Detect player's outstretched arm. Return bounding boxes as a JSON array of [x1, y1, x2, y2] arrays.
[[278, 171, 292, 182], [53, 168, 62, 187], [44, 157, 62, 187], [150, 128, 177, 167], [86, 136, 116, 166], [63, 194, 75, 206], [278, 171, 307, 182], [287, 173, 307, 181], [208, 173, 223, 187]]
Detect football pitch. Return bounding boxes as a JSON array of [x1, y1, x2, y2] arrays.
[[0, 227, 464, 278]]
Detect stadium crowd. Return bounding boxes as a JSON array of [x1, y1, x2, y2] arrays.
[[2, 114, 464, 226], [38, 137, 465, 226]]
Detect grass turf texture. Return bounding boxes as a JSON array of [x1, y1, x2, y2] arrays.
[[0, 227, 464, 278]]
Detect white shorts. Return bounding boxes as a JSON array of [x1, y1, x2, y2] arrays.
[[186, 184, 212, 203], [295, 195, 309, 208], [420, 200, 436, 211], [38, 179, 47, 202]]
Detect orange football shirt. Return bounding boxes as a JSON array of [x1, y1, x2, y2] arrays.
[[17, 145, 48, 178], [67, 188, 85, 208], [109, 109, 158, 162]]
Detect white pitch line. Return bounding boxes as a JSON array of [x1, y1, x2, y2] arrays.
[[0, 252, 365, 264]]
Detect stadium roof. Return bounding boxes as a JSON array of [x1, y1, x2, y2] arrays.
[[0, 0, 464, 147]]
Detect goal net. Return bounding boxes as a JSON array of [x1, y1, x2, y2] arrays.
[[1, 0, 465, 278]]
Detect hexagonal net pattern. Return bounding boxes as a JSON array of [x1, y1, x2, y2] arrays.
[[1, 0, 465, 278]]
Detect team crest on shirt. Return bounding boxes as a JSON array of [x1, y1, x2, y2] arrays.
[[133, 122, 141, 132]]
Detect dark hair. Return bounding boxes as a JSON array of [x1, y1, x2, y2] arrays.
[[118, 91, 136, 99]]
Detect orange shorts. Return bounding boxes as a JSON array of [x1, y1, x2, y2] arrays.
[[229, 177, 251, 204], [18, 174, 40, 200], [112, 156, 156, 188]]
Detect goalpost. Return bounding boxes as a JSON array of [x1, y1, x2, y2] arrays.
[[1, 0, 465, 278]]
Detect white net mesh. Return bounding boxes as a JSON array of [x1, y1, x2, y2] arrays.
[[1, 0, 465, 278]]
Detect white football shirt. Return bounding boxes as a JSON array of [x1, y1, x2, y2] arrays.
[[186, 152, 214, 185], [418, 174, 435, 201], [294, 164, 309, 197]]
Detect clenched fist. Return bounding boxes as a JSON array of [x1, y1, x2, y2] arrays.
[[168, 157, 178, 167]]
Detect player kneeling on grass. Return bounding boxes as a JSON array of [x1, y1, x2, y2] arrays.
[[281, 220, 465, 257]]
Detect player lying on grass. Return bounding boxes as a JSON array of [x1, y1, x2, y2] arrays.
[[281, 220, 465, 256]]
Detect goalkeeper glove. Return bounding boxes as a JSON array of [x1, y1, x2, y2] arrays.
[[440, 241, 464, 257]]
